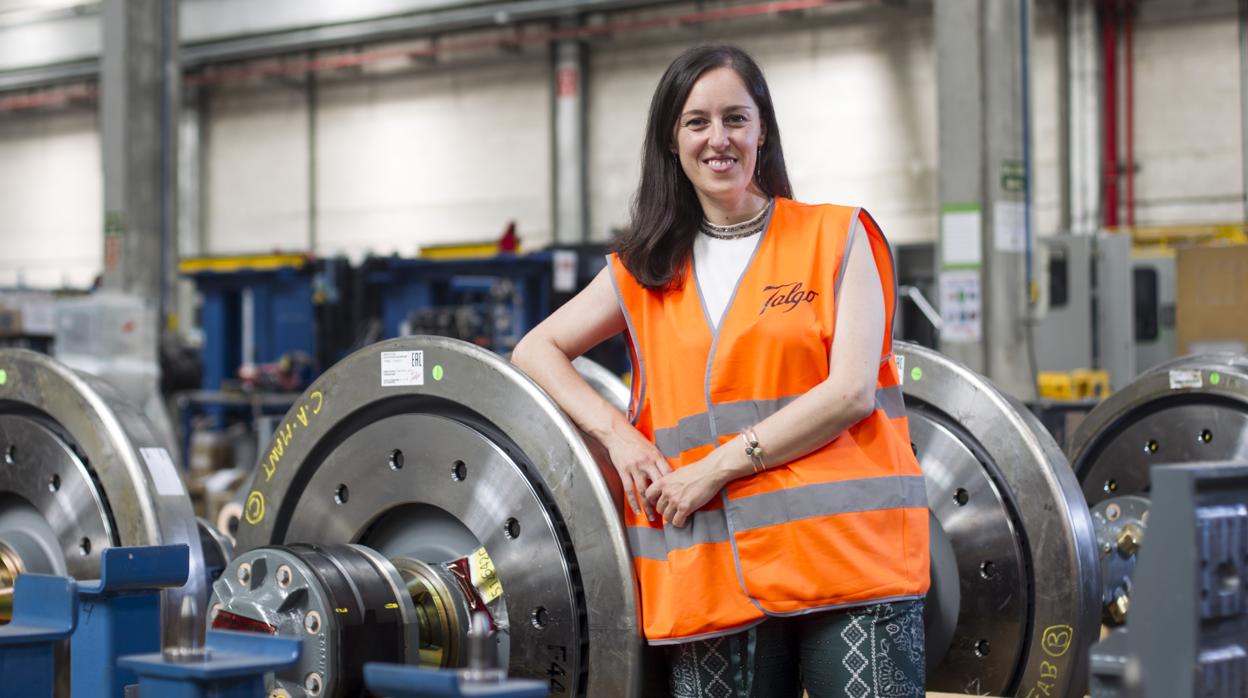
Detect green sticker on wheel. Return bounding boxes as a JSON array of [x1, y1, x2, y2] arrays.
[[0, 369, 7, 386], [432, 365, 444, 381], [910, 367, 923, 382], [1210, 372, 1221, 386]]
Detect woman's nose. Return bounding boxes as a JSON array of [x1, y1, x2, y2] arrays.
[[709, 123, 730, 149]]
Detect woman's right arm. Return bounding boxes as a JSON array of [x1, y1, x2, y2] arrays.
[[511, 267, 669, 520]]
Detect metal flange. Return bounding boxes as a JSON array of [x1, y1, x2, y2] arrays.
[[1068, 353, 1248, 508], [896, 342, 1101, 698], [233, 337, 639, 697], [0, 348, 207, 638]]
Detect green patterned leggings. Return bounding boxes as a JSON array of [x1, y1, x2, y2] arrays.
[[666, 599, 925, 698]]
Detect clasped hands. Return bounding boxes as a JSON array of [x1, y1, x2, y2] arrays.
[[604, 428, 727, 529]]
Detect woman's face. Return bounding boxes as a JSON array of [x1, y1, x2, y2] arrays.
[[673, 66, 766, 207]]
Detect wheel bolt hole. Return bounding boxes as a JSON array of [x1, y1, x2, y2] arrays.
[[504, 518, 521, 540], [1144, 439, 1159, 454], [78, 538, 91, 556], [4, 445, 15, 465], [531, 606, 549, 630], [953, 488, 969, 506], [1104, 479, 1118, 494], [451, 460, 467, 482], [48, 474, 60, 493], [1200, 429, 1213, 444], [979, 560, 997, 580], [334, 484, 349, 505], [389, 449, 404, 470], [974, 639, 991, 657]]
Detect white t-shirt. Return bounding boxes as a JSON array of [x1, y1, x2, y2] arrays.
[[693, 231, 762, 329], [693, 212, 872, 330]]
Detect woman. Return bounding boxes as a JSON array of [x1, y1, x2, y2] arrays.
[[512, 44, 929, 697]]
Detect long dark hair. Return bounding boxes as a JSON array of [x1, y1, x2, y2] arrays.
[[614, 44, 793, 290]]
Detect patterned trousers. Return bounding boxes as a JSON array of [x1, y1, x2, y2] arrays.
[[666, 599, 925, 698]]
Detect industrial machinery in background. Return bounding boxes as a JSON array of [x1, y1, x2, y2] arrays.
[[2, 338, 1245, 696], [175, 247, 628, 525], [1088, 461, 1247, 698], [357, 244, 627, 373], [1067, 354, 1248, 633], [178, 253, 355, 418], [0, 290, 58, 354]]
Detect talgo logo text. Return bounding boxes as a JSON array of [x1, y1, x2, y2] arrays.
[[759, 282, 818, 315]]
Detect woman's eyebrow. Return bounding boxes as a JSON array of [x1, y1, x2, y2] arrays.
[[680, 105, 753, 119]]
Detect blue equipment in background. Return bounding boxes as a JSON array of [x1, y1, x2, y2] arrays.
[[180, 254, 351, 395], [361, 253, 557, 355]]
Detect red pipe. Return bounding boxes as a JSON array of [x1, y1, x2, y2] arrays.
[[0, 0, 840, 110], [1124, 0, 1135, 228], [0, 85, 97, 112], [1100, 0, 1120, 229]]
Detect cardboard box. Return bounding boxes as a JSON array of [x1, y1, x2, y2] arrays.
[[1176, 245, 1248, 355]]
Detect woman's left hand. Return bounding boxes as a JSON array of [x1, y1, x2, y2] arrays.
[[645, 457, 726, 529]]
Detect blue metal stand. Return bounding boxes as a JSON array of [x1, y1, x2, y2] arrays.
[[119, 630, 301, 698], [0, 574, 77, 698], [364, 663, 549, 698], [71, 544, 190, 698]]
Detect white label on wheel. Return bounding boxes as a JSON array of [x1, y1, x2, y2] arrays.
[[140, 447, 185, 496], [381, 350, 424, 387], [895, 354, 906, 385], [1169, 369, 1202, 390]]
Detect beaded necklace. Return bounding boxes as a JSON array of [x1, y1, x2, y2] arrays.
[[698, 199, 773, 240]]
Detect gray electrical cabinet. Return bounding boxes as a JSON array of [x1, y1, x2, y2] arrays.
[[1131, 253, 1177, 373], [1035, 234, 1136, 390]]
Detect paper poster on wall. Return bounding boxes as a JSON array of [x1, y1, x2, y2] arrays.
[[940, 205, 982, 266], [939, 269, 982, 343], [994, 200, 1027, 253], [552, 250, 578, 292]]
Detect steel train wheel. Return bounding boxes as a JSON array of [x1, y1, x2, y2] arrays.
[[1067, 354, 1248, 627], [1068, 353, 1248, 507], [897, 342, 1101, 698], [232, 337, 640, 697], [0, 348, 207, 636]]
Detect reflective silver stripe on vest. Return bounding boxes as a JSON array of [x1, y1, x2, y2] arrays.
[[625, 474, 928, 561], [652, 388, 906, 459], [728, 474, 927, 532], [875, 384, 906, 420], [627, 509, 732, 561]]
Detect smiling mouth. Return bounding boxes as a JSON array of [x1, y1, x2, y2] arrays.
[[703, 157, 737, 172]]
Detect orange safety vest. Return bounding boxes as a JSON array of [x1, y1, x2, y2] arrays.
[[608, 197, 930, 644]]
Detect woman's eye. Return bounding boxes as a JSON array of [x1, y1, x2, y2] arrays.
[[726, 114, 748, 124], [685, 118, 707, 128]]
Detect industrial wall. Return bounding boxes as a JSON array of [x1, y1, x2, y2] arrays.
[[0, 1, 1242, 288]]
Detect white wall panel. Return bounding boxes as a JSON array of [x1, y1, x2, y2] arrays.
[[0, 108, 101, 288], [1133, 10, 1242, 224], [204, 84, 310, 254], [315, 58, 551, 258]]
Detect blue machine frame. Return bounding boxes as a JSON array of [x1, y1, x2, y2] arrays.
[[183, 259, 319, 393], [362, 253, 556, 353]]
